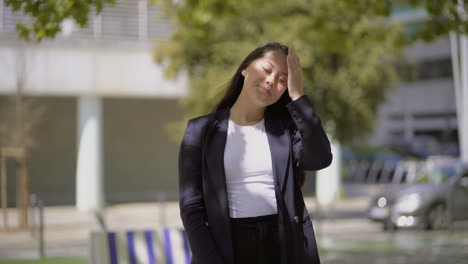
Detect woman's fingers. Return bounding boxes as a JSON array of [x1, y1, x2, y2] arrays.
[[288, 46, 301, 73], [287, 45, 304, 100], [288, 46, 301, 76]]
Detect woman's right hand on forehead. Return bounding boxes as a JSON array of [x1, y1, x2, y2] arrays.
[[287, 46, 304, 101]]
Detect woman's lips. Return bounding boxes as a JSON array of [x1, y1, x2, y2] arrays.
[[259, 86, 271, 95]]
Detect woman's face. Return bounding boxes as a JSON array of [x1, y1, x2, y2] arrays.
[[240, 50, 288, 108]]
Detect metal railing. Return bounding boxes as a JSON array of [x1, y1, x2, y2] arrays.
[[29, 193, 45, 258], [344, 160, 425, 184]]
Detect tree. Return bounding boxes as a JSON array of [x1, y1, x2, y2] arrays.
[[5, 0, 115, 41], [397, 0, 468, 41], [0, 47, 46, 151], [7, 0, 468, 42], [152, 0, 468, 144], [7, 0, 468, 143], [170, 0, 397, 143]]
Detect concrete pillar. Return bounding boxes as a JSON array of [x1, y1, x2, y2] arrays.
[[451, 0, 468, 161], [450, 31, 468, 161], [316, 138, 341, 207], [0, 0, 4, 32], [461, 35, 468, 161], [76, 97, 104, 211]]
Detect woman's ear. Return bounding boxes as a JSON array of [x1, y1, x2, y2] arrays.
[[241, 69, 246, 77]]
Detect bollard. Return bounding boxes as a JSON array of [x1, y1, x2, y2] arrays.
[[38, 200, 45, 258], [315, 200, 322, 239], [94, 210, 107, 231], [29, 194, 37, 238], [158, 192, 167, 227]]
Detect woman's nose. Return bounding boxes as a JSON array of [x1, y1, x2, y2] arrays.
[[265, 74, 275, 86]]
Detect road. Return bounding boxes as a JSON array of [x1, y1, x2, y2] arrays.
[[317, 218, 468, 264], [1, 197, 467, 263]]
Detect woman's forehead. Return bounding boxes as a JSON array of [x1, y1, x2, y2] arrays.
[[258, 50, 288, 73], [257, 50, 288, 74]]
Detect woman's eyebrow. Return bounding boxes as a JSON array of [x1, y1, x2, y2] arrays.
[[265, 61, 288, 76]]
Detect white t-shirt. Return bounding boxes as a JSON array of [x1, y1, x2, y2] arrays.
[[223, 118, 278, 218]]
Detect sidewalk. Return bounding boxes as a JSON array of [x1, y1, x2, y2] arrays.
[[0, 197, 370, 260]]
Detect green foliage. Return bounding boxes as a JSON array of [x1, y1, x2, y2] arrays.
[[362, 1, 468, 40], [155, 0, 405, 143], [7, 0, 468, 143], [5, 0, 116, 41], [154, 0, 468, 144], [404, 0, 468, 41]]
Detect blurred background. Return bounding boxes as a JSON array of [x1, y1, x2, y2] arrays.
[[0, 0, 467, 263]]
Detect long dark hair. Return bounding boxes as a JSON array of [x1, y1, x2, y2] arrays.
[[213, 42, 292, 115], [214, 42, 307, 188]]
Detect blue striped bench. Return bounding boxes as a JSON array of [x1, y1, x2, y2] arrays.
[[89, 228, 191, 264]]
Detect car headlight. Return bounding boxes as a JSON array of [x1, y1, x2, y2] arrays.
[[394, 193, 422, 213], [377, 197, 387, 208]]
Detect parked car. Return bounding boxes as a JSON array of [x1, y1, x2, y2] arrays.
[[367, 161, 468, 231]]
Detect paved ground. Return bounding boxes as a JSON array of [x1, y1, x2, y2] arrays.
[[0, 200, 183, 260], [1, 196, 468, 263], [318, 219, 468, 264]]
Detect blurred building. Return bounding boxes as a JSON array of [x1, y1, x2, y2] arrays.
[[369, 7, 458, 157], [0, 0, 188, 205], [0, 2, 460, 205], [370, 37, 457, 155]]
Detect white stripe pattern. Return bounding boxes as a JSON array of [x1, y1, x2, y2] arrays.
[[89, 228, 190, 264]]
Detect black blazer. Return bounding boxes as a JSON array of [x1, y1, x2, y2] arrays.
[[178, 95, 332, 264]]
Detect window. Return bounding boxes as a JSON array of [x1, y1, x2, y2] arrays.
[[1, 0, 172, 41], [417, 57, 452, 80]]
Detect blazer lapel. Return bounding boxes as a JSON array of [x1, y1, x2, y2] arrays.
[[204, 108, 231, 222], [265, 111, 290, 192]]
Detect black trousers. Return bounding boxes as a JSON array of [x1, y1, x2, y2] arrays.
[[230, 214, 281, 264]]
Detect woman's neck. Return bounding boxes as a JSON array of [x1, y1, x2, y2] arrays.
[[230, 97, 265, 126]]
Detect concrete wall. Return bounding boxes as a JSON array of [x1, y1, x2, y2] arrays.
[[103, 97, 183, 203], [0, 96, 184, 205], [0, 44, 189, 98]]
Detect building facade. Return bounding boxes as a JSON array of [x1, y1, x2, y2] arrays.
[[0, 1, 461, 206], [0, 0, 188, 206], [371, 37, 458, 155]]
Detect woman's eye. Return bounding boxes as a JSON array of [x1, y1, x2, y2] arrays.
[[263, 67, 271, 73], [279, 78, 287, 83]]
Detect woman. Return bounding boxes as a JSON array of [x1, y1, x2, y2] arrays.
[[178, 42, 332, 264]]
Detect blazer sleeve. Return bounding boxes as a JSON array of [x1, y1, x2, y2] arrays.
[[178, 119, 225, 263], [286, 95, 333, 171]]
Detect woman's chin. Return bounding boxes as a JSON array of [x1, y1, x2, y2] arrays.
[[253, 97, 273, 108]]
